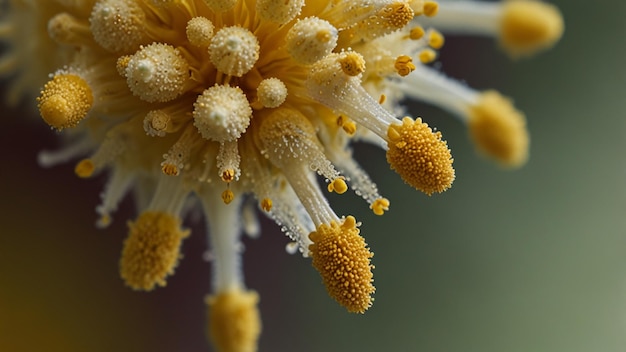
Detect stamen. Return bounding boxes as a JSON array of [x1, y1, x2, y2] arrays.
[[89, 0, 149, 53], [48, 12, 92, 46], [161, 124, 199, 176], [120, 211, 190, 291], [309, 215, 375, 313], [209, 26, 260, 77], [186, 17, 215, 48], [193, 84, 252, 142], [256, 77, 288, 109], [125, 43, 190, 103], [286, 17, 338, 65], [386, 117, 455, 195], [37, 73, 93, 130], [206, 289, 261, 352]]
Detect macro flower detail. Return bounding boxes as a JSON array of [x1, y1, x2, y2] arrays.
[[0, 0, 564, 351]]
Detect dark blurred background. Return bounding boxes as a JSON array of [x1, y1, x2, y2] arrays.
[[1, 0, 625, 351]]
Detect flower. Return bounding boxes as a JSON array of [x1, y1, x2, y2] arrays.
[[0, 0, 563, 351]]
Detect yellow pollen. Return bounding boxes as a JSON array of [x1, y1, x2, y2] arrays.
[[338, 52, 366, 77], [221, 189, 235, 204], [328, 178, 348, 194], [423, 1, 439, 17], [206, 289, 261, 352], [120, 211, 189, 291], [410, 26, 425, 40], [260, 198, 273, 212], [381, 2, 415, 28], [222, 169, 235, 183], [309, 216, 375, 313], [428, 29, 445, 49], [379, 94, 387, 104], [418, 49, 437, 64], [342, 121, 357, 135], [500, 0, 564, 57], [394, 55, 416, 77], [371, 198, 390, 216], [74, 159, 95, 178], [161, 163, 179, 176], [116, 55, 131, 77], [37, 73, 93, 130], [468, 91, 529, 167], [386, 117, 455, 195]]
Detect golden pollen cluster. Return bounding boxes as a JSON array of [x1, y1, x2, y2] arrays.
[[468, 91, 529, 166], [120, 211, 190, 291], [386, 117, 455, 195], [207, 289, 262, 352], [309, 216, 375, 313], [37, 73, 94, 130]]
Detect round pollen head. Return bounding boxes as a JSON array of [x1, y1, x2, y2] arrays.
[[193, 85, 252, 142], [468, 91, 529, 167], [386, 117, 455, 195], [500, 0, 564, 57], [209, 26, 260, 77], [37, 73, 93, 130], [308, 216, 375, 313], [286, 17, 338, 65], [206, 289, 262, 352], [257, 78, 288, 108], [120, 211, 190, 291], [89, 0, 149, 53], [186, 17, 215, 47], [126, 43, 190, 103]]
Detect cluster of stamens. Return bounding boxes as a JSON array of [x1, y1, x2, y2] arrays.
[[0, 0, 564, 351]]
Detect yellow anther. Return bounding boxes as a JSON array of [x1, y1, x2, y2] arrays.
[[161, 163, 179, 176], [328, 178, 348, 194], [418, 49, 437, 64], [423, 1, 439, 17], [409, 26, 425, 40], [500, 0, 564, 57], [260, 198, 273, 212], [428, 29, 445, 49], [336, 115, 346, 127], [37, 73, 93, 130], [308, 216, 375, 313], [394, 55, 416, 77], [381, 2, 415, 29], [74, 159, 95, 178], [206, 289, 261, 352], [379, 94, 387, 104], [338, 52, 366, 77], [256, 0, 305, 24], [468, 91, 529, 167], [116, 55, 131, 77], [221, 189, 235, 204], [386, 117, 455, 195], [221, 169, 235, 183], [371, 198, 390, 216], [120, 211, 190, 291], [342, 121, 357, 135]]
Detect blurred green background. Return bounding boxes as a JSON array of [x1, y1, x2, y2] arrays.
[[1, 0, 625, 351]]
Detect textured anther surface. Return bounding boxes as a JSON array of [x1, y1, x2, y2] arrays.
[[120, 211, 190, 291], [386, 117, 455, 195], [309, 216, 375, 313]]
